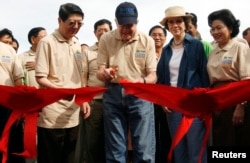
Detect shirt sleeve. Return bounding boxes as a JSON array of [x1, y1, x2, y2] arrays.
[[238, 44, 250, 80], [35, 39, 50, 77]]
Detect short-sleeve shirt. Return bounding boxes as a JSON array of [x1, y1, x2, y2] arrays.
[[35, 29, 83, 128], [0, 42, 23, 86], [201, 40, 213, 58], [83, 43, 104, 99], [18, 49, 39, 87], [97, 29, 157, 83], [207, 38, 250, 85]]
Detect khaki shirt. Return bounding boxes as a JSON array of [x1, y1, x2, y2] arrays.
[[207, 39, 250, 85], [97, 29, 157, 83], [83, 43, 104, 99], [35, 29, 83, 128], [0, 42, 23, 86], [18, 49, 39, 87]]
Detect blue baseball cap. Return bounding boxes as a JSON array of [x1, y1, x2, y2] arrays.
[[115, 2, 138, 25]]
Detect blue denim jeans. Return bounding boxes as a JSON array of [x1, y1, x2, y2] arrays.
[[103, 83, 155, 163], [167, 111, 207, 163]]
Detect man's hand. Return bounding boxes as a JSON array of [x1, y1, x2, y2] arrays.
[[97, 66, 118, 82], [25, 61, 36, 71], [80, 102, 91, 119]]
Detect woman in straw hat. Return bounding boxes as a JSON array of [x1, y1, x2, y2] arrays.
[[157, 6, 209, 163]]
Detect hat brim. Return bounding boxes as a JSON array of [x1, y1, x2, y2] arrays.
[[117, 17, 137, 25], [159, 15, 192, 26]]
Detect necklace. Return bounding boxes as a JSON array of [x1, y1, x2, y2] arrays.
[[173, 40, 183, 46]]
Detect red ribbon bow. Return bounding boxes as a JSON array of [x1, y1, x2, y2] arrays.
[[0, 85, 107, 163], [119, 79, 250, 163]]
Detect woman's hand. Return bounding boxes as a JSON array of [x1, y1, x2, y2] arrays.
[[232, 104, 245, 126], [162, 106, 172, 113]]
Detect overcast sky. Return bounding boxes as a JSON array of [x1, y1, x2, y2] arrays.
[[1, 0, 249, 53]]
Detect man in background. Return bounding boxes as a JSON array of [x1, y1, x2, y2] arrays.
[[19, 27, 47, 88], [18, 27, 47, 163], [149, 25, 171, 163], [242, 27, 250, 47], [0, 28, 13, 45], [76, 18, 112, 163]]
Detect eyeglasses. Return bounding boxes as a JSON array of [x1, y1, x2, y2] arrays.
[[151, 33, 166, 38], [65, 19, 83, 27], [167, 19, 183, 26]]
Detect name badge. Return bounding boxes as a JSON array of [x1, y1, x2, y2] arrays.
[[1, 56, 11, 62], [75, 51, 83, 60]]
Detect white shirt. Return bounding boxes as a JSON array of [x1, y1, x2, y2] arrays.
[[169, 47, 184, 87]]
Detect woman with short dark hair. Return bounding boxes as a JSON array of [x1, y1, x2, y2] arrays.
[[207, 9, 250, 146]]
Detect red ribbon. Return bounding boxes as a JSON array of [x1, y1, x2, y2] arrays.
[[119, 79, 250, 163], [1, 79, 250, 163], [0, 85, 107, 163], [167, 115, 194, 162]]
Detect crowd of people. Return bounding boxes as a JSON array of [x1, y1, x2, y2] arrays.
[[1, 1, 250, 163]]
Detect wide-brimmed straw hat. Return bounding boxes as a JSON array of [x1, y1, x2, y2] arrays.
[[160, 6, 193, 26]]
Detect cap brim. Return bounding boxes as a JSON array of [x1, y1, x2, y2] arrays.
[[117, 17, 137, 25]]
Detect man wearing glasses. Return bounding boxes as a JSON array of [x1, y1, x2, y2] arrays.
[[35, 3, 89, 163]]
